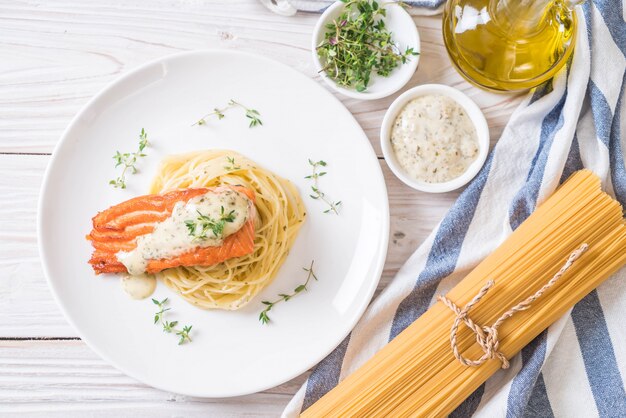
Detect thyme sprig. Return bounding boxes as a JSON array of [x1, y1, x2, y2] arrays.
[[185, 206, 236, 241], [224, 156, 241, 171], [193, 99, 263, 128], [152, 298, 193, 345], [316, 0, 419, 92], [230, 99, 263, 127], [162, 320, 178, 333], [306, 159, 341, 214], [259, 260, 318, 325], [109, 128, 149, 189], [176, 325, 194, 345], [153, 297, 170, 324]]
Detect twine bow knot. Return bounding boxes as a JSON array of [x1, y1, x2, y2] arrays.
[[438, 243, 589, 369]]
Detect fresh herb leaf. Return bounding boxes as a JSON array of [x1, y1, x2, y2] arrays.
[[224, 156, 241, 171], [316, 0, 419, 92], [306, 159, 341, 214], [258, 260, 318, 325], [259, 310, 271, 325], [153, 297, 171, 325], [152, 298, 194, 345], [109, 128, 149, 189], [177, 325, 193, 345], [163, 320, 178, 333], [193, 99, 263, 128], [186, 207, 237, 241], [184, 219, 197, 236], [244, 108, 263, 127]]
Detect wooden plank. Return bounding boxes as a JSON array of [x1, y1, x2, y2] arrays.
[[0, 154, 457, 337], [0, 1, 525, 413], [0, 156, 69, 336], [0, 0, 523, 155], [0, 339, 302, 415]]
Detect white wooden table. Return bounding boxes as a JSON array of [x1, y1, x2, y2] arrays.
[[0, 1, 524, 415]]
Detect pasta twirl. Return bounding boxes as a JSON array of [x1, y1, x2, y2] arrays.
[[150, 150, 306, 310], [301, 170, 626, 417]]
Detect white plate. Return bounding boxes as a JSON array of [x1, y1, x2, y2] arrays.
[[38, 50, 389, 398]]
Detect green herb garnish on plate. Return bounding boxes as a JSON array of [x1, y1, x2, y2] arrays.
[[152, 298, 193, 345], [316, 0, 418, 92], [259, 260, 318, 325], [306, 159, 341, 214], [193, 99, 263, 128], [109, 128, 149, 189]]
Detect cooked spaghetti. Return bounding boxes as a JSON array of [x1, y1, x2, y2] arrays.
[[148, 150, 306, 310]]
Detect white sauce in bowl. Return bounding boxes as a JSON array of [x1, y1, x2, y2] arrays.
[[116, 189, 250, 275], [390, 94, 479, 183]]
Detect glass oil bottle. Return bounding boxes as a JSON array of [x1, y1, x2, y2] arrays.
[[442, 0, 582, 92]]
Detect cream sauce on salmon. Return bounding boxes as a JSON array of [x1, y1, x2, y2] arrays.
[[116, 189, 250, 275]]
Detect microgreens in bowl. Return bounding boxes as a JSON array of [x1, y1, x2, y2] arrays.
[[316, 0, 419, 93]]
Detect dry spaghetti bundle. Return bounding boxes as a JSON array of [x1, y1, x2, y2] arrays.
[[302, 170, 626, 417]]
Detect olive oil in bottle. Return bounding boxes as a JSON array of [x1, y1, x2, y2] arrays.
[[442, 0, 581, 92]]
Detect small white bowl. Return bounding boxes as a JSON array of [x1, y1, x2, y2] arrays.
[[311, 1, 420, 100], [380, 84, 490, 193]]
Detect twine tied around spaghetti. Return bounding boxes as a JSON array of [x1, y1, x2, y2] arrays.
[[438, 243, 589, 369]]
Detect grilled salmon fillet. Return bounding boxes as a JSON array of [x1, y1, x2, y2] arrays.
[[87, 186, 256, 274]]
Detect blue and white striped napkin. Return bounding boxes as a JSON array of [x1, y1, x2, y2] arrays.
[[260, 0, 443, 15], [284, 1, 626, 416]]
